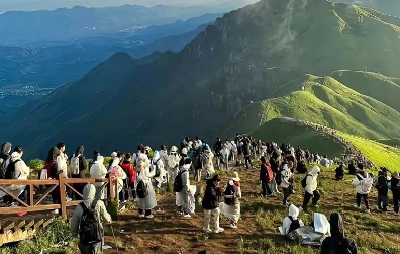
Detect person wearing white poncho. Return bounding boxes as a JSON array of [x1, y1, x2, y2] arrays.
[[176, 158, 192, 218], [90, 156, 108, 200], [135, 152, 158, 218], [220, 171, 241, 229]]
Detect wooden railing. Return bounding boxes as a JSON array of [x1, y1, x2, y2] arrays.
[[0, 174, 116, 231]]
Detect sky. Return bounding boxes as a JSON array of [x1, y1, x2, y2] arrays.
[[0, 0, 226, 12]]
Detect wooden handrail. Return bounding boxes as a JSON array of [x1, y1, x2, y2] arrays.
[[0, 175, 114, 230]]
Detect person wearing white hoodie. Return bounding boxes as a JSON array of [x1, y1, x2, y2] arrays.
[[152, 150, 166, 188], [281, 204, 305, 236], [351, 170, 373, 214], [135, 152, 157, 218], [108, 157, 127, 202], [0, 148, 32, 207], [300, 166, 321, 212], [90, 156, 108, 200], [176, 158, 192, 218], [166, 146, 180, 184], [280, 162, 294, 206]]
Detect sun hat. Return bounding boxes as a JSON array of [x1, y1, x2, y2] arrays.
[[170, 146, 178, 153], [232, 171, 240, 182], [392, 172, 400, 179]]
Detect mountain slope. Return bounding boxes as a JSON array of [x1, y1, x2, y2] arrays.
[[3, 0, 400, 159]]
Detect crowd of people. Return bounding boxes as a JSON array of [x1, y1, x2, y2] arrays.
[[0, 135, 399, 254]]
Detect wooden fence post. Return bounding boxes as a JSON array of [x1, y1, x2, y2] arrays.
[[59, 174, 67, 219], [109, 174, 114, 203]]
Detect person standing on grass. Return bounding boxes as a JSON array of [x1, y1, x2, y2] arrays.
[[391, 172, 400, 215], [376, 170, 389, 214], [300, 166, 321, 212], [135, 152, 157, 219], [260, 156, 273, 197], [202, 174, 224, 233], [269, 147, 282, 194], [221, 171, 241, 229], [71, 184, 112, 254], [320, 213, 358, 254], [281, 162, 294, 206], [175, 158, 192, 218], [352, 170, 373, 214], [242, 137, 255, 169]]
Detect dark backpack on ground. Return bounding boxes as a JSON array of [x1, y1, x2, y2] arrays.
[[174, 169, 187, 192], [5, 159, 21, 179], [224, 183, 235, 205], [136, 179, 148, 198], [79, 200, 102, 245], [153, 158, 161, 177], [301, 174, 312, 188], [288, 216, 301, 234]]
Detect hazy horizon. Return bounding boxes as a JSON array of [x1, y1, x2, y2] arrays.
[[0, 0, 240, 12]]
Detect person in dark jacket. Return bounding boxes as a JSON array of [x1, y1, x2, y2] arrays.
[[89, 150, 100, 168], [335, 164, 345, 180], [260, 157, 273, 197], [348, 162, 357, 175], [70, 146, 88, 199], [391, 172, 400, 215], [0, 142, 12, 204], [202, 174, 224, 234], [242, 137, 254, 169], [320, 213, 358, 254], [376, 170, 389, 214]]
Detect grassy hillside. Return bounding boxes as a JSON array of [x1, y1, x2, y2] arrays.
[[249, 74, 400, 140], [339, 132, 400, 170], [251, 118, 346, 157]]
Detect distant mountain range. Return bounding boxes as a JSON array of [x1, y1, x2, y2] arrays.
[[2, 0, 400, 159], [0, 2, 253, 44], [0, 13, 221, 115]]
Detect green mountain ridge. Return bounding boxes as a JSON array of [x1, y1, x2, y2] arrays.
[[1, 0, 400, 159]]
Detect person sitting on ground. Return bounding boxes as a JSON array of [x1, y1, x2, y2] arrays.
[[281, 204, 305, 238], [71, 184, 112, 254], [320, 213, 358, 254], [335, 164, 345, 180]]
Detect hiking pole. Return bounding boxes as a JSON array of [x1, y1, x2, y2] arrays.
[[110, 223, 119, 253]]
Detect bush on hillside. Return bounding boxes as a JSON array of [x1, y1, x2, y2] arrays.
[[28, 159, 45, 170]]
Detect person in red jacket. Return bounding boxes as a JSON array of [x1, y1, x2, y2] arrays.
[[120, 153, 136, 200], [260, 156, 274, 197]]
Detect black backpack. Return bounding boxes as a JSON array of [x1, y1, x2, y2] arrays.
[[288, 216, 301, 233], [174, 169, 187, 192], [0, 154, 10, 179], [136, 179, 148, 198], [224, 183, 235, 205], [153, 159, 161, 177], [5, 159, 21, 179], [301, 174, 312, 188], [79, 200, 102, 245], [275, 169, 283, 185]]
